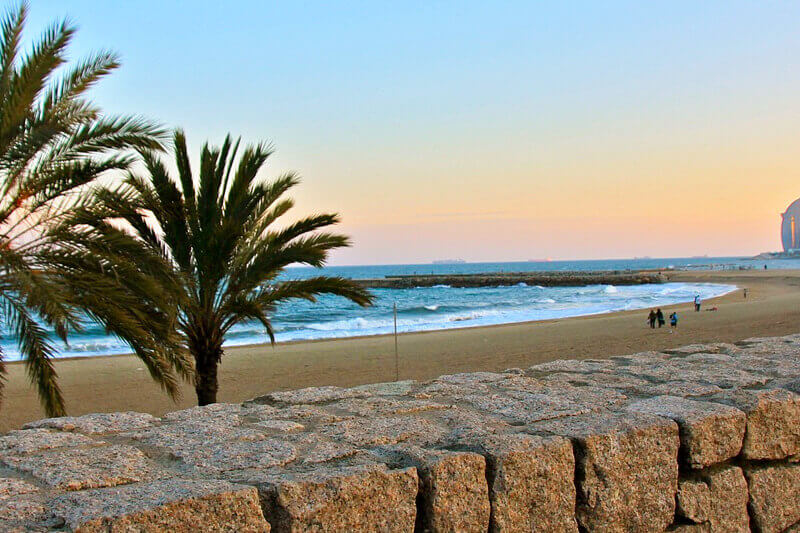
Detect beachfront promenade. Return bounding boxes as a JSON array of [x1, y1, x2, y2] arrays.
[[2, 334, 800, 531]]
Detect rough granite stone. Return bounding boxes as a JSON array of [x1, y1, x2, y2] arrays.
[[160, 403, 247, 425], [49, 479, 270, 532], [5, 334, 800, 532], [3, 444, 168, 490], [676, 466, 749, 532], [711, 388, 800, 460], [744, 462, 800, 533], [527, 358, 617, 374], [532, 411, 679, 532], [251, 420, 305, 433], [0, 428, 99, 457], [375, 444, 490, 533], [350, 380, 417, 396], [668, 525, 711, 533], [676, 479, 710, 523], [626, 395, 745, 468], [459, 433, 577, 532], [23, 411, 156, 434], [0, 478, 46, 530], [630, 381, 725, 399], [664, 343, 737, 355], [319, 415, 448, 447], [330, 396, 452, 417], [619, 360, 768, 389], [257, 385, 372, 405], [177, 439, 298, 475], [254, 465, 418, 533]]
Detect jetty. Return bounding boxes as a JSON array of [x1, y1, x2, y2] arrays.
[[354, 270, 664, 289]]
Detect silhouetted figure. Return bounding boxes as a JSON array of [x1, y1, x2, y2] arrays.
[[694, 295, 701, 312], [656, 308, 665, 328], [648, 309, 657, 328], [743, 288, 748, 299]]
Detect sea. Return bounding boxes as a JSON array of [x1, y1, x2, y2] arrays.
[[3, 256, 799, 360]]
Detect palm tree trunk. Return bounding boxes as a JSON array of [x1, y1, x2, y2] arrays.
[[190, 342, 223, 406]]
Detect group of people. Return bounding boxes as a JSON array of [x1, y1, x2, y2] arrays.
[[647, 293, 708, 331], [647, 308, 678, 330]]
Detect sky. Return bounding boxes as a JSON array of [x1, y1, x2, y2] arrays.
[[26, 1, 800, 264]]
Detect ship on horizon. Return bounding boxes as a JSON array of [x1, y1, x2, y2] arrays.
[[432, 259, 466, 264]]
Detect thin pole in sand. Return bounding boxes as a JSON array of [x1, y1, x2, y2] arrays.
[[394, 301, 399, 381]]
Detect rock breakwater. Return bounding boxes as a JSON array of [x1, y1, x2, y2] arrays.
[[3, 334, 800, 531], [355, 270, 664, 289]]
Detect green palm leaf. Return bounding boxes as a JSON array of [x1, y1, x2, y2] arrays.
[[0, 3, 177, 417], [105, 129, 374, 405]]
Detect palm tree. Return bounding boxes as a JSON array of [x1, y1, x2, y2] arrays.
[[79, 130, 374, 405], [0, 3, 189, 416]]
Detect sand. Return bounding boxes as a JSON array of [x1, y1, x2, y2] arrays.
[[2, 268, 800, 432]]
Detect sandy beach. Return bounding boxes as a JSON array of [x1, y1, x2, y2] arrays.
[[3, 268, 800, 432]]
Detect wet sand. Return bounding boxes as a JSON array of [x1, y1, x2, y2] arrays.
[[3, 268, 800, 432]]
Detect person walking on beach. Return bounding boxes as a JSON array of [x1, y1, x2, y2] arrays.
[[670, 312, 678, 331], [656, 308, 665, 328], [694, 295, 701, 312], [648, 309, 657, 328], [743, 288, 748, 299]]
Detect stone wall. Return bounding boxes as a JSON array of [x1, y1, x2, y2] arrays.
[[3, 334, 800, 532]]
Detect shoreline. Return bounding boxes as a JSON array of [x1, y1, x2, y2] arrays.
[[3, 280, 737, 364], [3, 269, 799, 431]]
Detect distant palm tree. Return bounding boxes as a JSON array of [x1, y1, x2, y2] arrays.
[[0, 3, 189, 416], [79, 130, 374, 405]]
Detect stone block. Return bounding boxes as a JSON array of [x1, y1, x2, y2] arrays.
[[23, 411, 156, 434], [626, 396, 745, 468], [3, 444, 168, 491], [161, 403, 247, 425], [526, 358, 617, 374], [0, 429, 99, 458], [619, 360, 768, 389], [676, 479, 710, 523], [744, 462, 800, 533], [664, 343, 737, 355], [532, 411, 679, 532], [124, 421, 297, 474], [628, 381, 725, 399], [350, 380, 417, 396], [330, 396, 452, 417], [49, 479, 270, 532], [254, 465, 418, 533], [711, 388, 800, 460], [319, 415, 448, 447], [255, 385, 371, 405], [376, 445, 490, 533], [461, 433, 577, 532], [177, 439, 298, 475], [676, 466, 749, 532], [0, 478, 47, 531]]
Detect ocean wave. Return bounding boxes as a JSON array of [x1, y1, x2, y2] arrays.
[[1, 281, 739, 360]]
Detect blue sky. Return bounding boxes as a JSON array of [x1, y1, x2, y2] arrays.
[[24, 1, 800, 263]]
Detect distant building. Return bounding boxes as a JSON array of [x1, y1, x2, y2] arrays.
[[781, 198, 800, 252]]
